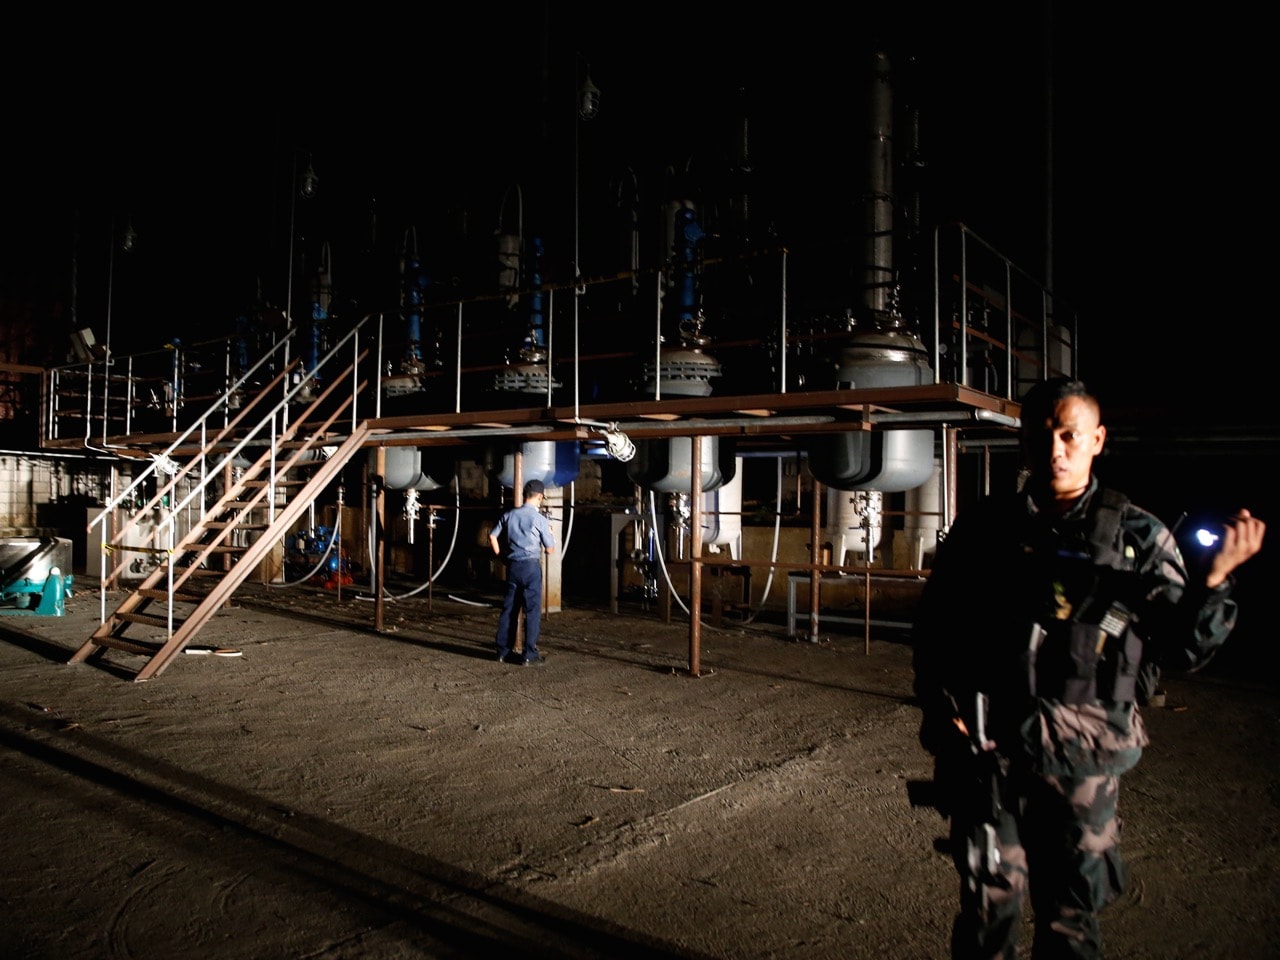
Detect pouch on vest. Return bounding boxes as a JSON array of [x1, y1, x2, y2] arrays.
[[1033, 602, 1140, 705]]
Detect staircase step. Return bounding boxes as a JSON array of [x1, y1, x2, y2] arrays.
[[89, 635, 164, 656], [118, 611, 186, 629], [137, 587, 206, 603], [67, 361, 369, 681]]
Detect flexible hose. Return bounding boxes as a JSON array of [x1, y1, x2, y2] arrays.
[[648, 456, 785, 630], [559, 481, 576, 558], [355, 476, 462, 602], [733, 455, 784, 626]]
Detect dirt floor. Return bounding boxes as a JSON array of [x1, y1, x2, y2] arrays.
[[1, 581, 1277, 960]]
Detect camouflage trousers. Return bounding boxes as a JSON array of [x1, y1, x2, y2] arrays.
[[949, 768, 1124, 959]]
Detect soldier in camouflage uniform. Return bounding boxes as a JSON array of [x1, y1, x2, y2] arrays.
[[911, 377, 1265, 959]]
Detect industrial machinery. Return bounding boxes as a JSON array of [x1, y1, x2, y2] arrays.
[[0, 537, 74, 616]]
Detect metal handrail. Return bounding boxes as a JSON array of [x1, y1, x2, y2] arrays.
[[86, 318, 371, 616], [931, 221, 1079, 399], [154, 319, 369, 541]]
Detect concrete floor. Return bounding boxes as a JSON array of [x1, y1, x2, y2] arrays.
[[1, 582, 1277, 959]]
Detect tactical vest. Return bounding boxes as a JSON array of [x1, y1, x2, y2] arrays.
[[1020, 487, 1149, 705]]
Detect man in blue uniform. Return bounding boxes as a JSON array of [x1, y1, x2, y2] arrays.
[[911, 377, 1265, 959], [490, 479, 556, 665]]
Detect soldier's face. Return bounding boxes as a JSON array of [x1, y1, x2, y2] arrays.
[[1023, 396, 1106, 502]]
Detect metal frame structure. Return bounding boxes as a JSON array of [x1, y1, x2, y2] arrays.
[[37, 224, 1065, 679]]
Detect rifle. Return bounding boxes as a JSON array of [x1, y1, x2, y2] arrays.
[[908, 692, 1011, 893]]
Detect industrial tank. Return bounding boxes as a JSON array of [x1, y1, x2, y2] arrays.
[[807, 323, 936, 493], [493, 440, 581, 491], [626, 436, 736, 494], [377, 447, 453, 492]]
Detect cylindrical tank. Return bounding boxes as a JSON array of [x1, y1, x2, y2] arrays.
[[494, 440, 581, 491], [702, 455, 743, 559], [832, 327, 933, 391], [902, 458, 942, 569], [809, 326, 936, 492], [626, 436, 735, 494], [378, 447, 452, 492], [809, 429, 936, 493]]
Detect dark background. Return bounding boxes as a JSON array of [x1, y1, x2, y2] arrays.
[[7, 3, 1269, 396]]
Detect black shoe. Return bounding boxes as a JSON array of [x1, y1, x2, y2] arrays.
[[496, 652, 512, 663], [522, 653, 546, 666]]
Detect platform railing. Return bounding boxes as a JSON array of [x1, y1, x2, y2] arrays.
[[44, 226, 1072, 456], [82, 319, 371, 610], [930, 221, 1078, 400]]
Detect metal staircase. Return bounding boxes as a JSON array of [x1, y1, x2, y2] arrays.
[[70, 323, 373, 681]]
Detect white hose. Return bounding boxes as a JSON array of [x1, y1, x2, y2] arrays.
[[447, 594, 492, 607], [734, 455, 784, 626], [355, 476, 462, 602], [649, 489, 690, 616], [559, 480, 576, 558], [649, 457, 786, 629]]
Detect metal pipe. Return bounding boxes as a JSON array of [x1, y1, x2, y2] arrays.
[[375, 446, 386, 632], [369, 426, 557, 443], [1003, 260, 1013, 399], [375, 313, 384, 419], [688, 434, 702, 677], [944, 427, 959, 532], [455, 302, 463, 414], [653, 271, 662, 401], [779, 250, 787, 393], [931, 227, 941, 383], [959, 232, 969, 386], [546, 287, 555, 408], [809, 477, 821, 643], [612, 415, 834, 433]]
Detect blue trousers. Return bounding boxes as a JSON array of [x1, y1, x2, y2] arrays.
[[495, 558, 543, 659]]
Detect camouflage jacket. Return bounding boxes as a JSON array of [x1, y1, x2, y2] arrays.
[[912, 476, 1238, 777]]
